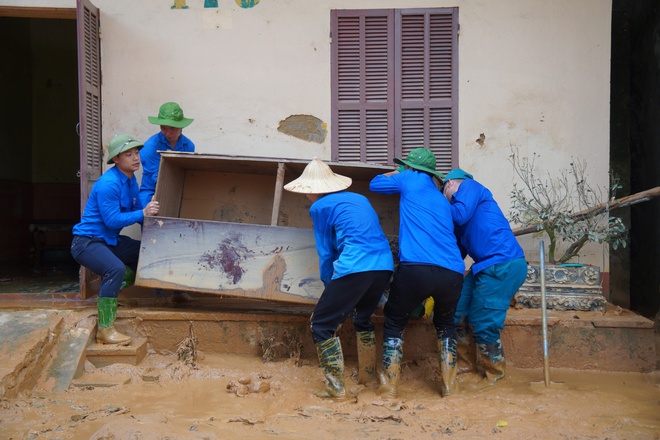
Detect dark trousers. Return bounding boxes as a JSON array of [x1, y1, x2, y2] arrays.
[[71, 235, 141, 298], [383, 264, 464, 340], [310, 270, 392, 344]]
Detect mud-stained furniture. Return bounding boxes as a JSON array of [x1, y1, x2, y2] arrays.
[[135, 153, 399, 304]]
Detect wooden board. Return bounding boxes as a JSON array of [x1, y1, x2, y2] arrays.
[[136, 217, 323, 305]]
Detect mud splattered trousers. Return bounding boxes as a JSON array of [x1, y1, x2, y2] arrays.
[[310, 270, 392, 344], [71, 235, 141, 298], [383, 264, 464, 340], [454, 258, 527, 344]]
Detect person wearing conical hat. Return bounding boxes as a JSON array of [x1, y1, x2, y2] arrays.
[[442, 168, 526, 385], [369, 147, 465, 398], [140, 102, 195, 304], [284, 158, 394, 399], [71, 134, 161, 346]]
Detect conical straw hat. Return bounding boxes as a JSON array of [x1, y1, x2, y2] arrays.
[[284, 158, 352, 194]]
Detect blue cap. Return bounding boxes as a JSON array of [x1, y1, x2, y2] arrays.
[[445, 168, 473, 180]]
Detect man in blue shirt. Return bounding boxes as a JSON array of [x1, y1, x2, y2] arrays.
[[71, 134, 160, 345], [139, 102, 195, 207], [140, 102, 195, 303], [284, 158, 394, 399], [370, 148, 465, 398], [443, 168, 527, 385]]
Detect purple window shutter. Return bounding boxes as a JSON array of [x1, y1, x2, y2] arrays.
[[396, 9, 457, 174], [332, 10, 394, 164], [332, 8, 457, 169]]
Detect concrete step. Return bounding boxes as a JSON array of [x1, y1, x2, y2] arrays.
[[112, 301, 656, 373], [70, 372, 132, 388], [0, 310, 66, 399], [85, 338, 148, 368], [36, 315, 96, 393]]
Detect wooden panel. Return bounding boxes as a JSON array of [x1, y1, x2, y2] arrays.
[[136, 217, 322, 305], [154, 157, 185, 217]]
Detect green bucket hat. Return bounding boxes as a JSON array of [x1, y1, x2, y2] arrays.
[[445, 168, 474, 181], [394, 148, 444, 178], [107, 134, 143, 164], [147, 102, 194, 128]]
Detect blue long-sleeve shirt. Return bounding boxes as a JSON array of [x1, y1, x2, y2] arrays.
[[139, 132, 195, 207], [449, 178, 524, 274], [370, 171, 465, 275], [72, 166, 144, 245], [309, 191, 394, 285]]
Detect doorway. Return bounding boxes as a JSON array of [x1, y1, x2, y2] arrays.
[[0, 12, 80, 293]]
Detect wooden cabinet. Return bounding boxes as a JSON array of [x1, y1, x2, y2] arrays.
[[135, 153, 399, 304]]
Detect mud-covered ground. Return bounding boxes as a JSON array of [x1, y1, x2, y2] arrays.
[[2, 349, 658, 440]]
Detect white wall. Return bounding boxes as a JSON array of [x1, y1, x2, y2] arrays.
[[2, 0, 613, 267]]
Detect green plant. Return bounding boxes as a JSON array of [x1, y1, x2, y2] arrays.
[[508, 150, 627, 264]]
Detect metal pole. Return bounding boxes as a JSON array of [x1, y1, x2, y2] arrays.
[[540, 239, 550, 387]]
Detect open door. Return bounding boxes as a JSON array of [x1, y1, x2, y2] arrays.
[[76, 0, 102, 299]]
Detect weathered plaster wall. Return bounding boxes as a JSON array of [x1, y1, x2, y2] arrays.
[[0, 0, 613, 267]]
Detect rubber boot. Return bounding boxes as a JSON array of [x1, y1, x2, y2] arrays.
[[117, 266, 138, 307], [477, 339, 506, 385], [456, 325, 477, 374], [356, 331, 377, 385], [96, 297, 132, 345], [314, 337, 347, 398], [120, 266, 136, 290], [438, 337, 459, 397], [378, 338, 403, 398]]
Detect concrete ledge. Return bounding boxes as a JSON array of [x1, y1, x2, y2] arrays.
[[111, 302, 655, 373]]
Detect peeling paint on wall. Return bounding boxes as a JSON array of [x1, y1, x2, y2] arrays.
[[278, 115, 327, 144], [236, 0, 260, 8]]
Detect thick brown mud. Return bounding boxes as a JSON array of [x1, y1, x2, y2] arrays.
[[2, 350, 658, 440]]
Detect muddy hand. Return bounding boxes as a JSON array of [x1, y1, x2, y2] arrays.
[[143, 200, 160, 217]]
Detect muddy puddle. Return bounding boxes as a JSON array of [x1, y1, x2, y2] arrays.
[[2, 350, 658, 439]]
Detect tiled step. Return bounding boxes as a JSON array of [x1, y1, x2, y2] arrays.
[[37, 316, 96, 393]]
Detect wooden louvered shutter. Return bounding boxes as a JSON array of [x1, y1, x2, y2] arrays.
[[396, 9, 457, 174], [332, 10, 394, 164], [77, 0, 102, 299]]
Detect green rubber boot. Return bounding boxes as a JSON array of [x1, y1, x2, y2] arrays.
[[378, 337, 403, 398], [356, 331, 377, 386], [314, 337, 347, 398], [96, 297, 132, 345], [120, 266, 136, 290], [438, 337, 459, 397]]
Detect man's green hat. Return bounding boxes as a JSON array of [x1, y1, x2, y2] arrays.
[[148, 102, 194, 128], [445, 168, 474, 181], [394, 148, 444, 178], [107, 134, 143, 164]]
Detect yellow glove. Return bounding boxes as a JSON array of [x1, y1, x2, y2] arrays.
[[423, 297, 434, 318]]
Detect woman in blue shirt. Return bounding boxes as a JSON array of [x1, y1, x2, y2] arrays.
[[370, 148, 465, 398], [71, 134, 160, 345], [284, 158, 394, 399]]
